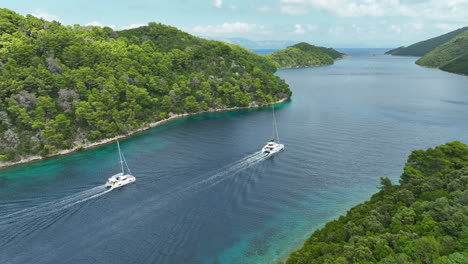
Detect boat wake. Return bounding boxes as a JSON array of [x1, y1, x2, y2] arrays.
[[0, 151, 269, 246], [0, 185, 111, 246], [182, 151, 270, 193]]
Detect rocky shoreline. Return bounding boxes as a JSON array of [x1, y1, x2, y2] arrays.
[[0, 98, 289, 169]]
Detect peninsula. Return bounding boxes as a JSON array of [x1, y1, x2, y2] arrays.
[[0, 8, 292, 165], [416, 30, 468, 75], [386, 26, 468, 75], [385, 27, 468, 57]]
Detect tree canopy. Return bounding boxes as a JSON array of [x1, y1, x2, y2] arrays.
[[416, 30, 468, 75], [385, 27, 468, 57], [0, 8, 291, 161], [267, 42, 345, 69], [386, 26, 468, 75], [285, 141, 468, 264]]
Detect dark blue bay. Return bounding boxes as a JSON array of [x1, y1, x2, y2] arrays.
[[1, 49, 467, 264]]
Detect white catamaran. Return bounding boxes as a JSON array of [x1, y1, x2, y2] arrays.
[[262, 105, 284, 155], [105, 141, 136, 189]]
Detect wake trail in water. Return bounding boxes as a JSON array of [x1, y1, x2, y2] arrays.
[[138, 151, 270, 263], [0, 185, 111, 246], [0, 185, 109, 224], [181, 151, 270, 194]]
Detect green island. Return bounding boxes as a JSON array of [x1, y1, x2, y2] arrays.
[[284, 141, 468, 264], [267, 42, 345, 69], [386, 27, 468, 75], [385, 27, 468, 57], [0, 8, 291, 163], [416, 31, 468, 75]]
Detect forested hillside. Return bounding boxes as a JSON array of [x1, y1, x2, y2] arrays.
[[291, 42, 345, 60], [285, 141, 468, 264], [267, 42, 344, 69], [0, 8, 291, 162], [441, 53, 468, 75], [385, 27, 468, 56], [416, 30, 468, 75]]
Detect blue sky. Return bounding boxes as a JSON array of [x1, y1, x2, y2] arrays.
[[4, 0, 468, 48]]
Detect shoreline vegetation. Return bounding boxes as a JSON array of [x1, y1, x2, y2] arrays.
[[283, 141, 468, 264], [415, 30, 468, 76], [267, 42, 346, 69], [277, 54, 351, 70], [0, 97, 289, 169], [386, 26, 468, 75], [0, 9, 292, 165]]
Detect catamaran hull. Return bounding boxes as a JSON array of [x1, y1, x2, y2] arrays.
[[106, 176, 136, 189], [262, 144, 284, 155]]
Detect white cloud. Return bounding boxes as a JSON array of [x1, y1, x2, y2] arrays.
[[192, 22, 269, 35], [293, 24, 305, 34], [121, 23, 146, 30], [436, 23, 464, 31], [389, 24, 402, 34], [279, 0, 468, 22], [306, 24, 318, 31], [214, 0, 223, 8], [86, 21, 116, 29], [280, 5, 308, 15], [31, 9, 59, 22], [280, 0, 413, 17], [328, 26, 344, 36], [292, 24, 317, 34], [258, 5, 271, 12], [407, 22, 423, 31]]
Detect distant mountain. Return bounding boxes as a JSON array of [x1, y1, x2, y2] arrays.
[[266, 42, 345, 69], [416, 30, 468, 75], [385, 27, 468, 56]]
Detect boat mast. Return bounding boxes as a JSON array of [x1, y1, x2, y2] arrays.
[[272, 105, 280, 143], [117, 141, 124, 174], [122, 152, 132, 176], [271, 106, 275, 141]]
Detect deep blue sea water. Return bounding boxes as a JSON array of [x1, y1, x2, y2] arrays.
[[1, 49, 468, 264]]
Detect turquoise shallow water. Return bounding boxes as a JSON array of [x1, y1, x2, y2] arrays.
[[1, 49, 468, 264]]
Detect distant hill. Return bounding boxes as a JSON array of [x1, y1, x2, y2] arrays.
[[292, 42, 345, 60], [416, 30, 468, 75], [385, 27, 468, 56], [385, 46, 405, 55], [266, 42, 345, 69]]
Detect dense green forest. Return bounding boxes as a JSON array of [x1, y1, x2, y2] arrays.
[[285, 141, 468, 264], [386, 26, 468, 75], [267, 42, 344, 69], [291, 42, 345, 60], [0, 8, 291, 162], [385, 27, 468, 56], [440, 53, 468, 75], [416, 31, 468, 75]]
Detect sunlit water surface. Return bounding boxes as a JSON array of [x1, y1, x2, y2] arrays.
[[1, 49, 468, 264]]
